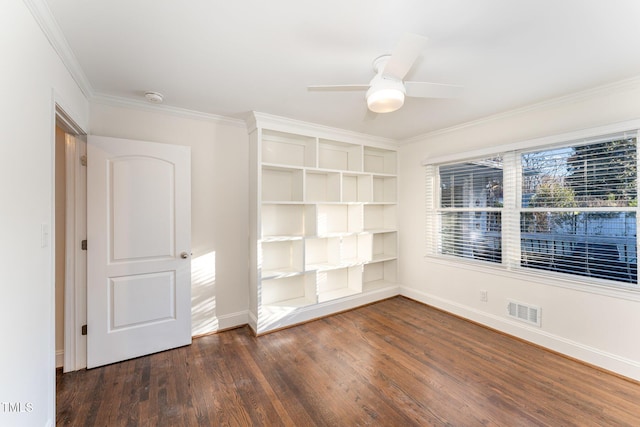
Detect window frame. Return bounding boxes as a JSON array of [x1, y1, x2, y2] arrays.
[[423, 120, 640, 294]]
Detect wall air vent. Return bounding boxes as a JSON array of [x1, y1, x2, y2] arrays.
[[507, 300, 541, 327]]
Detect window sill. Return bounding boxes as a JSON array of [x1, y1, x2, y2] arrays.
[[423, 254, 640, 302]]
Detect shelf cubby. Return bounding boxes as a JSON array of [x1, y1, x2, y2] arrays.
[[305, 237, 341, 270], [363, 204, 397, 231], [262, 130, 316, 167], [306, 171, 341, 202], [318, 139, 362, 171], [364, 147, 397, 174], [317, 266, 363, 303], [341, 234, 372, 265], [372, 176, 397, 203], [315, 204, 363, 236], [371, 232, 397, 262], [261, 239, 304, 278], [261, 204, 305, 237], [362, 259, 397, 291], [262, 166, 303, 202], [261, 273, 317, 307], [342, 173, 372, 203]]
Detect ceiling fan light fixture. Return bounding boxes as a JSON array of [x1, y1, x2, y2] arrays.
[[367, 87, 405, 113]]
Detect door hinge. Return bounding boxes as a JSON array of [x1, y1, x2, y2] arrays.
[[81, 239, 87, 250], [80, 155, 87, 166], [81, 324, 87, 335]]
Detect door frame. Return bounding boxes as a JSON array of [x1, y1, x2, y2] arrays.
[[62, 133, 87, 372], [55, 105, 88, 372]]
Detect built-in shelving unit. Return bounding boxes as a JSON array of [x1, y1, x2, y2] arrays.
[[248, 113, 400, 334]]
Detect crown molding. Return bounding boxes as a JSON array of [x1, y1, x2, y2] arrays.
[[92, 93, 246, 128], [23, 0, 94, 99], [421, 119, 640, 166], [401, 74, 640, 145], [248, 111, 398, 148]]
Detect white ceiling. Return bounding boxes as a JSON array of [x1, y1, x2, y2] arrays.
[[46, 0, 640, 140]]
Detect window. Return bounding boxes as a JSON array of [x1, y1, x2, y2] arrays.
[[521, 137, 637, 283], [434, 156, 504, 263], [426, 131, 638, 287]]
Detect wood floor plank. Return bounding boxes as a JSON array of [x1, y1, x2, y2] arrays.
[[57, 297, 640, 426]]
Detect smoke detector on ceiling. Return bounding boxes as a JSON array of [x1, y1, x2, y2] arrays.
[[144, 91, 164, 104]]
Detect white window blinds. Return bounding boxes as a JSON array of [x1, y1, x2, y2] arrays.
[[427, 156, 504, 264]]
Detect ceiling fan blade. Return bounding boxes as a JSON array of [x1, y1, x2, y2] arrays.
[[307, 84, 369, 92], [382, 33, 428, 80], [405, 81, 464, 98], [364, 107, 378, 121]]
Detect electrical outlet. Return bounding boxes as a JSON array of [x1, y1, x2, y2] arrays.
[[480, 290, 488, 302]]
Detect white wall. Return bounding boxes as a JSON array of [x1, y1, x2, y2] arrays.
[[89, 102, 250, 335], [399, 77, 640, 380], [0, 1, 89, 426]]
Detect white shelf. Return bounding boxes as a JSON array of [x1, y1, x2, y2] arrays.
[[342, 173, 372, 203], [251, 117, 398, 332], [364, 147, 397, 174], [363, 204, 397, 231], [315, 204, 363, 235], [305, 234, 371, 271], [372, 176, 397, 203], [261, 273, 317, 307], [261, 269, 307, 280], [362, 260, 397, 292], [371, 232, 397, 261], [306, 171, 340, 202], [370, 254, 397, 263], [261, 240, 303, 277], [361, 279, 397, 293], [318, 287, 362, 303], [318, 139, 362, 171], [265, 296, 317, 308], [262, 130, 316, 167], [261, 204, 306, 237], [262, 166, 303, 202], [317, 266, 363, 303], [341, 234, 372, 264], [305, 237, 341, 269], [261, 235, 303, 243]]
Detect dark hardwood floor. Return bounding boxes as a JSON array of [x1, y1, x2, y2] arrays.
[[56, 297, 640, 426]]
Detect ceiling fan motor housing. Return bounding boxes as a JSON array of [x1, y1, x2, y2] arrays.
[[366, 74, 406, 113]]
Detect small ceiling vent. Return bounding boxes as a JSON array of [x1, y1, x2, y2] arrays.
[[144, 91, 164, 103], [507, 300, 541, 327]]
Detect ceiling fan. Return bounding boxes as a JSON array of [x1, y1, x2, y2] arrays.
[[308, 33, 462, 114]]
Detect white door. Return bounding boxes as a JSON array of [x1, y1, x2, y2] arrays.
[[87, 135, 191, 368]]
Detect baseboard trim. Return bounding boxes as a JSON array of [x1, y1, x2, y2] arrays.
[[56, 350, 64, 368], [216, 310, 249, 331], [400, 286, 640, 382], [248, 311, 258, 334], [252, 285, 401, 335], [192, 310, 249, 338]]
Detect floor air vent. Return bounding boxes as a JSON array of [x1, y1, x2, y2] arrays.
[[507, 300, 541, 327]]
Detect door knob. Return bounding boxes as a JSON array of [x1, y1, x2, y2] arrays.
[[180, 252, 189, 259]]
